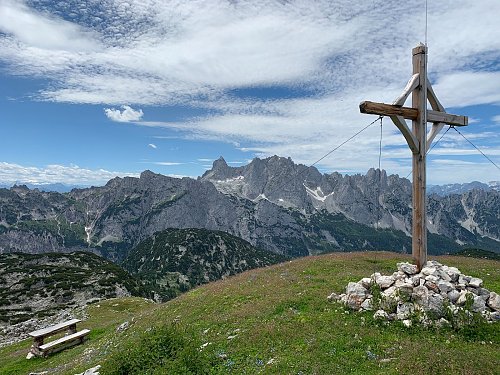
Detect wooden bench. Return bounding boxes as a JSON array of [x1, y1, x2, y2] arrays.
[[28, 319, 90, 357]]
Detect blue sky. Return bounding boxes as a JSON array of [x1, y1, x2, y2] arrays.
[[1, 0, 500, 186]]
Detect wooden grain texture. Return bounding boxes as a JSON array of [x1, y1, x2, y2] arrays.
[[360, 101, 467, 126], [359, 101, 418, 118], [393, 73, 420, 106], [39, 329, 90, 351], [29, 319, 81, 338], [412, 43, 427, 271], [359, 44, 470, 272]]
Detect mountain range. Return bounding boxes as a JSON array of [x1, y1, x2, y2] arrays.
[[0, 156, 498, 260], [428, 181, 500, 196]]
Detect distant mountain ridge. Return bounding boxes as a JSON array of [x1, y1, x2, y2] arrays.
[[0, 183, 86, 193], [0, 156, 498, 259], [428, 181, 500, 196]]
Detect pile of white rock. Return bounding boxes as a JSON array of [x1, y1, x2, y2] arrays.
[[328, 261, 500, 327]]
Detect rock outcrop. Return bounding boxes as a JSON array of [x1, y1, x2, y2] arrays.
[[329, 261, 500, 327], [1, 156, 499, 259], [0, 252, 144, 325]]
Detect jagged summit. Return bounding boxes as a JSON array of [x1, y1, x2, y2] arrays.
[[213, 156, 228, 167], [0, 155, 498, 259]]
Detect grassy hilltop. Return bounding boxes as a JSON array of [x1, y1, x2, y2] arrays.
[[1, 252, 499, 374]]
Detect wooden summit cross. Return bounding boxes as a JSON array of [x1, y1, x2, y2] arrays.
[[359, 44, 468, 271]]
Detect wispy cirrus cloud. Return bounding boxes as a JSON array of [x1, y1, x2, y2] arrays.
[[0, 0, 499, 183], [153, 162, 183, 166]]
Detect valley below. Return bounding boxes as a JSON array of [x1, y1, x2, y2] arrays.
[[0, 252, 498, 374], [0, 156, 498, 373]]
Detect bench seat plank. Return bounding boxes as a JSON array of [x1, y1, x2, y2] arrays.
[[29, 319, 81, 338], [39, 329, 90, 351]]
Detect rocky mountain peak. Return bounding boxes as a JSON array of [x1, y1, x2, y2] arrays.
[[201, 156, 235, 181], [213, 156, 228, 168], [11, 184, 30, 193], [140, 170, 161, 180]]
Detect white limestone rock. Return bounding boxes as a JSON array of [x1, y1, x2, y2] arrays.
[[436, 318, 450, 328], [397, 302, 415, 320], [471, 295, 486, 313], [360, 298, 373, 311], [488, 311, 500, 321], [425, 282, 440, 294], [392, 271, 407, 281], [382, 286, 397, 298], [74, 365, 101, 375], [360, 278, 372, 289], [458, 275, 470, 285], [397, 262, 418, 275], [437, 280, 454, 294], [345, 282, 367, 310], [457, 291, 473, 306], [376, 275, 395, 289], [437, 270, 452, 282], [26, 352, 35, 360], [327, 292, 340, 302], [487, 292, 500, 312], [410, 275, 421, 287], [447, 290, 460, 304], [373, 309, 388, 320], [469, 277, 483, 288], [444, 266, 461, 282], [421, 266, 438, 277], [412, 286, 429, 308], [427, 293, 444, 315]]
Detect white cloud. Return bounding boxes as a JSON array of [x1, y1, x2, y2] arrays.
[[148, 143, 157, 149], [0, 161, 138, 185], [492, 115, 500, 124], [1, 0, 499, 183], [104, 105, 144, 122], [433, 72, 500, 108], [0, 0, 100, 52]]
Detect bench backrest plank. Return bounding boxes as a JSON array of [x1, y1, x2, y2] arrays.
[[29, 319, 81, 338]]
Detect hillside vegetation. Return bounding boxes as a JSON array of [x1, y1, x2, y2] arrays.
[[0, 252, 145, 325], [122, 228, 287, 301], [0, 252, 498, 374]]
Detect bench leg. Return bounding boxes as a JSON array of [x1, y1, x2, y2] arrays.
[[28, 337, 44, 358], [67, 324, 77, 335]]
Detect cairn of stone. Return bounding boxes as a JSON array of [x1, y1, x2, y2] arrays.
[[328, 261, 500, 327]]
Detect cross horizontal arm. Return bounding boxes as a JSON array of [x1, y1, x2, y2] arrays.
[[359, 101, 468, 126]]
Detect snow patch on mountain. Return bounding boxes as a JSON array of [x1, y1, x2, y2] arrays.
[[304, 184, 333, 202]]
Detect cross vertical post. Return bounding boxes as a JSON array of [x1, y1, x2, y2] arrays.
[[412, 44, 427, 270], [358, 44, 468, 272]]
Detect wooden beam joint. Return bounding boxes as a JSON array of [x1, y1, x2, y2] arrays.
[[359, 101, 468, 127]]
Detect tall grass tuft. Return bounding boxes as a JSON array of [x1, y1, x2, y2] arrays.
[[100, 324, 218, 375]]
